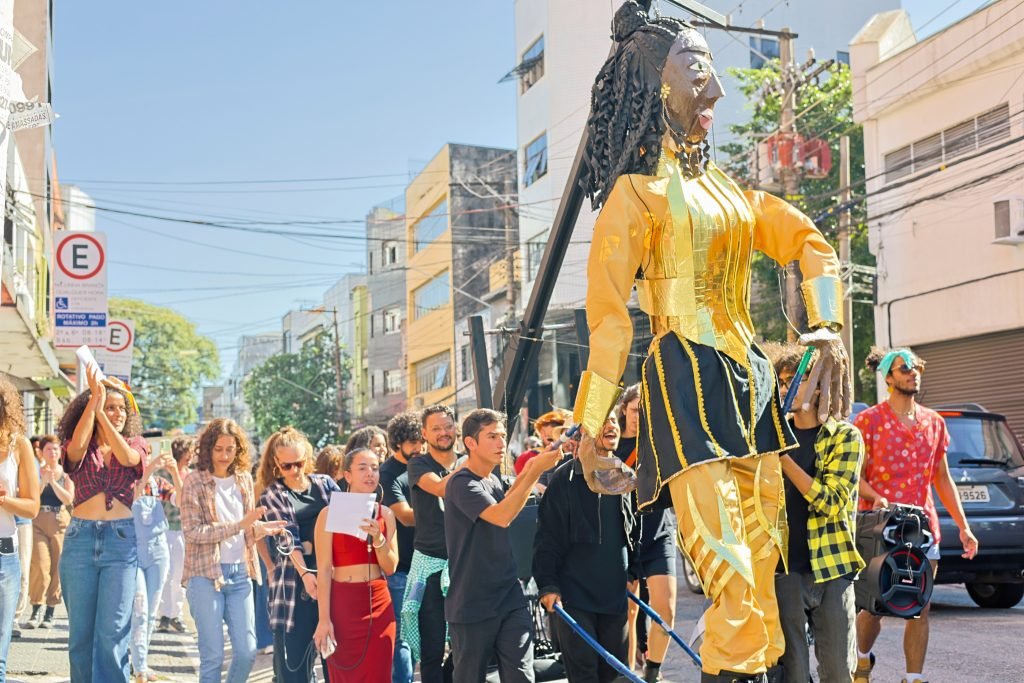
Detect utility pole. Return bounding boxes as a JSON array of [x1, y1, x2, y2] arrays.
[[838, 135, 854, 368], [329, 307, 345, 438], [779, 27, 803, 342], [505, 176, 518, 315]]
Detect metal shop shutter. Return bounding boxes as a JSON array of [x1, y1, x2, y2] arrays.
[[915, 328, 1024, 439]]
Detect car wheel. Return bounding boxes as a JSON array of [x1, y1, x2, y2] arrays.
[[682, 556, 703, 594], [965, 582, 1024, 609]]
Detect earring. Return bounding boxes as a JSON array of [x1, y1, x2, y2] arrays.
[[886, 385, 894, 395], [660, 83, 671, 101]]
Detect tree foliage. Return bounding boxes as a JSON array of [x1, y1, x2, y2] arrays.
[[109, 298, 220, 431], [719, 62, 876, 399], [243, 332, 349, 448]]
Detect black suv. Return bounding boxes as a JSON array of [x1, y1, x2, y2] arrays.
[[932, 407, 1024, 608]]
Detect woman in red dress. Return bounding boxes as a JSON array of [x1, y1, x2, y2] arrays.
[[313, 447, 398, 681]]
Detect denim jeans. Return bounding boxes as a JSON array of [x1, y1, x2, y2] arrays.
[[158, 529, 186, 619], [387, 570, 414, 683], [775, 572, 856, 683], [0, 551, 23, 679], [253, 552, 274, 650], [59, 518, 138, 683], [187, 563, 257, 683], [130, 545, 170, 675]]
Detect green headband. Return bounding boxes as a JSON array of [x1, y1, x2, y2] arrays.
[[878, 349, 915, 377]]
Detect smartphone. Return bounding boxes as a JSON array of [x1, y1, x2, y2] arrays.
[[319, 635, 336, 659]]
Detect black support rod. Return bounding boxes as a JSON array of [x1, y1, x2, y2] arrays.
[[469, 315, 493, 410], [492, 125, 591, 416]]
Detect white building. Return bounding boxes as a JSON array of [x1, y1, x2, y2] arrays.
[[851, 2, 1024, 435]]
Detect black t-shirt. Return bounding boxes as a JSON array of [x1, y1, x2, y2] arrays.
[[287, 484, 327, 563], [784, 424, 821, 574], [444, 468, 526, 624], [407, 453, 453, 559], [380, 456, 415, 574]]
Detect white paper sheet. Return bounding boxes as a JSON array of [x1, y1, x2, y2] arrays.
[[325, 491, 378, 540]]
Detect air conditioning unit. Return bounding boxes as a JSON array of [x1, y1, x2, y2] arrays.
[[993, 195, 1024, 245]]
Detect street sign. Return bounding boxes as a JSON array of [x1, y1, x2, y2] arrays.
[[54, 231, 108, 347], [8, 101, 56, 132], [94, 319, 135, 384]]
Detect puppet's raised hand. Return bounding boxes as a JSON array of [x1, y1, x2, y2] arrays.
[[577, 433, 637, 496], [798, 327, 852, 422]]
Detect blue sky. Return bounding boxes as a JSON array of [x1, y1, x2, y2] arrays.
[[51, 1, 979, 376]]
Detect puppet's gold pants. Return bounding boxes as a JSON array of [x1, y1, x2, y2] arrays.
[[667, 451, 787, 676]]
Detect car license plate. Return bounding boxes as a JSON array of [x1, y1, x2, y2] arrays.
[[957, 485, 990, 503]]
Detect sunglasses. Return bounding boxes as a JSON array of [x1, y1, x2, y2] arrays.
[[893, 364, 924, 376], [278, 460, 305, 472]]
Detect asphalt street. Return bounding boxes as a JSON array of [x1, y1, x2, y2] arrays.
[[6, 584, 1021, 682]]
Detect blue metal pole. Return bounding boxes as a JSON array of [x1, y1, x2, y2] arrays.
[[626, 590, 702, 667], [552, 603, 644, 683]]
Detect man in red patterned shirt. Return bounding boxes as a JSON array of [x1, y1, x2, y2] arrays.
[[852, 348, 979, 683]]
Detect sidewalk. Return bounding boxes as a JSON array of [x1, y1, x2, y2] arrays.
[[6, 604, 276, 682]]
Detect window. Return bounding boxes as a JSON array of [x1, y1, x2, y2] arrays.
[[976, 103, 1011, 147], [460, 344, 474, 383], [884, 103, 1012, 183], [749, 36, 780, 69], [413, 270, 450, 320], [370, 312, 375, 339], [884, 146, 912, 182], [415, 352, 451, 394], [526, 230, 548, 281], [523, 133, 548, 187], [384, 369, 403, 395], [835, 51, 850, 66], [413, 200, 448, 253], [368, 252, 373, 275], [382, 240, 398, 267], [370, 373, 376, 398], [521, 36, 545, 93], [384, 306, 401, 334]]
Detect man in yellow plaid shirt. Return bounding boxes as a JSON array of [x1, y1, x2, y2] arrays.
[[765, 343, 866, 683]]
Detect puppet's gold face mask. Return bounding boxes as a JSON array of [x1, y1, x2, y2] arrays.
[[660, 42, 724, 150]]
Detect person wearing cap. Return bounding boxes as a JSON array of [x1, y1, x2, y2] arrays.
[[852, 348, 978, 683]]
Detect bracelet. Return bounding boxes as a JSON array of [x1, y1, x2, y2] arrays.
[[372, 534, 387, 549]]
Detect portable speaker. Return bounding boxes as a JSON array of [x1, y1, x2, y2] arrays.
[[855, 504, 935, 618]]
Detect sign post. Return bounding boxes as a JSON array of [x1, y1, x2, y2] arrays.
[[94, 319, 135, 384], [54, 232, 108, 347]]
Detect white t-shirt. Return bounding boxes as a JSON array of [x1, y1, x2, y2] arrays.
[[213, 475, 245, 563]]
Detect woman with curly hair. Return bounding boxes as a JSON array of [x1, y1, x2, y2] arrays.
[[257, 426, 340, 683], [57, 366, 143, 681], [346, 425, 388, 461], [181, 418, 286, 683], [0, 377, 40, 677]]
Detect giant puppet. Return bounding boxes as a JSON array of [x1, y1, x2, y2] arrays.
[[572, 4, 852, 682]]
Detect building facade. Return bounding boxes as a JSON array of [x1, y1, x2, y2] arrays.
[[225, 332, 281, 431], [851, 3, 1024, 435], [0, 0, 69, 434], [364, 199, 408, 425], [405, 143, 517, 413]]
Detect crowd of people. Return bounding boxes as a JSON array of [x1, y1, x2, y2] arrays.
[[0, 339, 979, 683]]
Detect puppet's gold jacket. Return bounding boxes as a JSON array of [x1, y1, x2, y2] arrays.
[[573, 158, 844, 436]]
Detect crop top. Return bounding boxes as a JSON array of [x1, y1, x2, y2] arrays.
[[332, 509, 387, 567], [64, 436, 146, 511]]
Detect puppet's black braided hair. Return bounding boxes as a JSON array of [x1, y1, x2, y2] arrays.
[[581, 1, 707, 209]]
